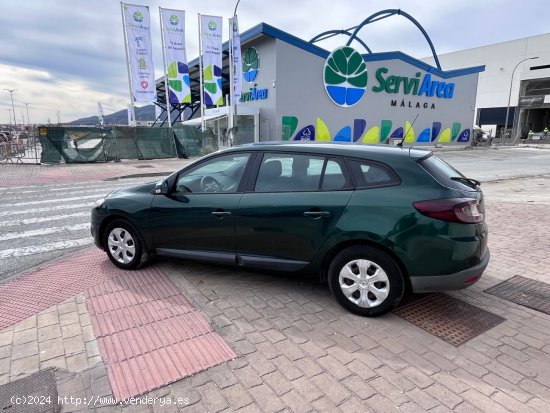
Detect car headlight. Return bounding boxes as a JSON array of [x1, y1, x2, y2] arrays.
[[93, 198, 105, 208]]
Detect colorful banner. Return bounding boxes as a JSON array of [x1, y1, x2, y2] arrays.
[[230, 16, 242, 104], [97, 102, 104, 126], [200, 15, 223, 106], [122, 3, 157, 102], [160, 8, 191, 104]]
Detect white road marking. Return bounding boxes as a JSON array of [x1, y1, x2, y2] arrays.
[[0, 238, 93, 259], [0, 202, 93, 217], [0, 223, 90, 242], [0, 212, 90, 228], [3, 193, 109, 208]]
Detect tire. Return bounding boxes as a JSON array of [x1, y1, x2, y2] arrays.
[[328, 245, 404, 316], [103, 219, 145, 270]]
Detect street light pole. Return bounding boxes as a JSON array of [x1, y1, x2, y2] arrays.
[[503, 56, 538, 145], [4, 89, 17, 127], [25, 103, 30, 126]]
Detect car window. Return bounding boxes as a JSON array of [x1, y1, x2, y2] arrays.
[[176, 153, 250, 193], [255, 153, 324, 192], [321, 158, 352, 190], [419, 154, 478, 190], [348, 160, 397, 188]]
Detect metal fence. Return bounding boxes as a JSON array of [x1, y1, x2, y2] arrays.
[[37, 126, 214, 164], [0, 133, 41, 164]]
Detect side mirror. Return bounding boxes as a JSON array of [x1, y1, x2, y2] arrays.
[[154, 180, 169, 195]]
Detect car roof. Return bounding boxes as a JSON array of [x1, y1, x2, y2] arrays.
[[228, 141, 431, 161]]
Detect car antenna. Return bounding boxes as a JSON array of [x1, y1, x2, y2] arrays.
[[397, 113, 420, 147]]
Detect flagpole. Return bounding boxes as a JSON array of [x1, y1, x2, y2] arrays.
[[120, 2, 136, 126], [198, 14, 205, 132], [228, 17, 234, 140], [158, 7, 172, 129]]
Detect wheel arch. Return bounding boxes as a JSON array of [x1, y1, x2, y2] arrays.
[[319, 239, 412, 293], [98, 214, 151, 252]]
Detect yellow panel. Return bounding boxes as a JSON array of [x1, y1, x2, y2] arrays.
[[404, 121, 415, 142], [361, 126, 380, 144], [438, 128, 451, 142], [316, 118, 331, 142]]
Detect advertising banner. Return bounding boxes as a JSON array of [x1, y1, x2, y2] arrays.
[[230, 16, 242, 104], [97, 102, 104, 126], [200, 15, 223, 106], [160, 8, 191, 104], [122, 3, 157, 102]]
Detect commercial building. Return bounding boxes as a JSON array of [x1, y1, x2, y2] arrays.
[[156, 14, 548, 146], [422, 33, 550, 141]]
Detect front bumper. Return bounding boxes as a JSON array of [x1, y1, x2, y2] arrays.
[[91, 207, 106, 249], [410, 248, 490, 292]]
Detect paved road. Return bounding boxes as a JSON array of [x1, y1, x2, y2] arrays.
[[437, 147, 550, 182], [0, 177, 156, 281]]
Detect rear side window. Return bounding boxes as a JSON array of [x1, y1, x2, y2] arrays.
[[348, 160, 398, 188], [419, 154, 477, 190]]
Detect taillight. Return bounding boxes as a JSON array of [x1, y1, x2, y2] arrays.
[[413, 198, 484, 224]]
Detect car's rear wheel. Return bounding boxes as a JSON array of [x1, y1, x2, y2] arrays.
[[328, 245, 404, 316], [104, 220, 144, 270]]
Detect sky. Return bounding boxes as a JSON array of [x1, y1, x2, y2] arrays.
[[0, 0, 548, 124]]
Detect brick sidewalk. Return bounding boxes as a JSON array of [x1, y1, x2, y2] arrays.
[[1, 199, 550, 412], [0, 158, 192, 187]]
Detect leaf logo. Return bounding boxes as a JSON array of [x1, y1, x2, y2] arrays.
[[324, 46, 368, 107], [243, 47, 259, 83], [208, 21, 217, 31], [133, 11, 143, 23], [169, 15, 179, 26]]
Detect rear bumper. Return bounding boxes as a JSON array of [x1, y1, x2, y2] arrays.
[[411, 248, 490, 292]]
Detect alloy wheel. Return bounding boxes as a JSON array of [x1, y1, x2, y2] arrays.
[[338, 259, 390, 308], [107, 227, 136, 264]]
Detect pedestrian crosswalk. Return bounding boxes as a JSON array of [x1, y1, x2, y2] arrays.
[[0, 177, 154, 281]]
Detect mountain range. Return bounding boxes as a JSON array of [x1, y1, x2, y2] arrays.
[[69, 105, 156, 125]]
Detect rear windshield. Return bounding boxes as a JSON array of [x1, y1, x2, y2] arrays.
[[419, 154, 478, 191]]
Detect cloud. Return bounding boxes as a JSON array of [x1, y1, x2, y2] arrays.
[[0, 0, 547, 123]]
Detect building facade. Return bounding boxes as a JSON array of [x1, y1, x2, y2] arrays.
[[422, 33, 550, 140]]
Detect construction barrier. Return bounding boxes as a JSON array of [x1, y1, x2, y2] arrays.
[[38, 126, 215, 164]]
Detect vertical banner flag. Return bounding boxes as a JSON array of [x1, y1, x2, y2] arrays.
[[122, 4, 157, 102], [160, 9, 191, 104], [200, 15, 223, 106], [230, 16, 242, 104], [127, 104, 133, 125], [97, 102, 104, 126]]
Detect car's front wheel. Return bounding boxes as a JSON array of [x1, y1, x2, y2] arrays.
[[104, 219, 144, 270], [328, 245, 404, 316]]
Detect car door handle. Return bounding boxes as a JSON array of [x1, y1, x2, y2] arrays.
[[303, 211, 331, 219], [211, 210, 232, 218]]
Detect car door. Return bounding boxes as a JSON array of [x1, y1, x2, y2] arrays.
[[149, 152, 252, 265], [236, 152, 354, 271]]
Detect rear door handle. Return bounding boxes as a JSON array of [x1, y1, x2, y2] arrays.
[[211, 210, 232, 218], [303, 211, 331, 219]]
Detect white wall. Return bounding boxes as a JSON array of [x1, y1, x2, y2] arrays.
[[422, 33, 550, 109]]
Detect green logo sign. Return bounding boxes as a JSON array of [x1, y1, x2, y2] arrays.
[[243, 47, 259, 83], [133, 11, 143, 23], [169, 15, 179, 26], [323, 46, 368, 107], [208, 21, 217, 31]]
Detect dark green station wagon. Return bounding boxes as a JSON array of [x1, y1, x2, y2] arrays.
[[91, 143, 489, 316]]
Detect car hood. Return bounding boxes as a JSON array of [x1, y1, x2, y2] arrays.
[[109, 182, 157, 198]]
